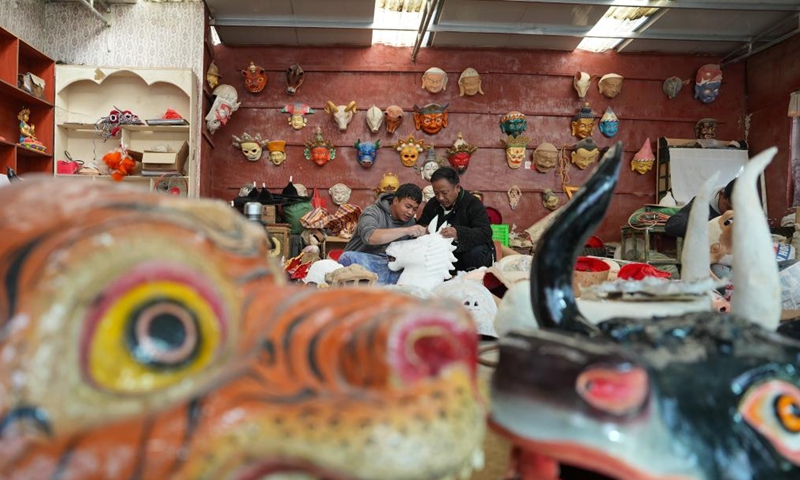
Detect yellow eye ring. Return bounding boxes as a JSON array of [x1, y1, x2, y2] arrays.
[[775, 395, 800, 433]]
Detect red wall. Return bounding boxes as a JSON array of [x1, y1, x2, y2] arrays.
[[746, 33, 800, 225], [206, 45, 745, 242]]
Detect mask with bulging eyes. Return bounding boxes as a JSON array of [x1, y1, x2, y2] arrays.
[[501, 134, 530, 170], [231, 133, 267, 162], [241, 61, 267, 93], [533, 142, 558, 173], [393, 135, 428, 168]]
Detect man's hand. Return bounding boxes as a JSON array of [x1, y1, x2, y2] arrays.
[[407, 224, 427, 238], [439, 226, 458, 239]]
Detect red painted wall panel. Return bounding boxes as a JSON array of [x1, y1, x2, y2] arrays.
[[207, 45, 745, 242]]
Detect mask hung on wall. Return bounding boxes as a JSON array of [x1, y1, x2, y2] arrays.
[[421, 67, 448, 93], [598, 107, 619, 138], [571, 102, 597, 139], [281, 102, 315, 130], [422, 184, 435, 203], [231, 132, 268, 162], [501, 134, 531, 170], [329, 183, 352, 206], [631, 138, 655, 174], [393, 135, 428, 168], [366, 105, 384, 133], [206, 61, 221, 89], [695, 63, 722, 104], [542, 188, 560, 211], [303, 127, 336, 167], [324, 101, 357, 132], [267, 140, 287, 166], [458, 67, 484, 96], [500, 111, 527, 138], [598, 73, 624, 98], [571, 137, 599, 170], [573, 72, 591, 99], [446, 132, 477, 174], [533, 142, 558, 173], [377, 172, 400, 194], [354, 139, 381, 169], [384, 105, 404, 134], [695, 117, 718, 139], [507, 185, 522, 211], [205, 86, 241, 135], [419, 148, 442, 181], [662, 76, 685, 99], [241, 61, 267, 93], [413, 103, 449, 135], [285, 63, 304, 96]]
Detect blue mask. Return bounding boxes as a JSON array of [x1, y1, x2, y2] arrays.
[[695, 81, 721, 104], [599, 119, 619, 138], [354, 139, 380, 169]]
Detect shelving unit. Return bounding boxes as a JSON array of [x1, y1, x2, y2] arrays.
[[0, 26, 55, 177], [55, 65, 198, 196]]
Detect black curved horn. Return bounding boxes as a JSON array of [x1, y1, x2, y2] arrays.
[[529, 142, 623, 336]]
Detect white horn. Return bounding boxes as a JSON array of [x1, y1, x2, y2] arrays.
[[731, 147, 780, 330], [681, 172, 719, 283]]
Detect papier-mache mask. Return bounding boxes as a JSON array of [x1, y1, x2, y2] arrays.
[[663, 76, 684, 99], [542, 188, 560, 211], [303, 127, 336, 166], [500, 111, 527, 137], [573, 72, 591, 99], [571, 102, 597, 139], [206, 61, 222, 89], [508, 185, 522, 211], [422, 67, 448, 93], [366, 105, 384, 133], [695, 118, 718, 139], [598, 107, 619, 138], [324, 101, 357, 132], [422, 185, 435, 203], [384, 105, 404, 134], [631, 138, 655, 174], [695, 64, 722, 104], [354, 139, 381, 169], [571, 137, 599, 170], [533, 142, 558, 173], [446, 132, 477, 174], [413, 103, 449, 135], [501, 134, 530, 170], [241, 61, 267, 93], [378, 172, 400, 194], [286, 63, 305, 96], [393, 135, 428, 168], [231, 132, 268, 161], [329, 183, 352, 205], [598, 73, 623, 98], [267, 140, 287, 166], [458, 68, 483, 96], [281, 102, 315, 130], [205, 94, 240, 135], [420, 149, 441, 181]]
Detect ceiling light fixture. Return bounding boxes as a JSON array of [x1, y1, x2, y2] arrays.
[[576, 3, 662, 53]]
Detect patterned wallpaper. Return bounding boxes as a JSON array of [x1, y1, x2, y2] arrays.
[[0, 0, 47, 52]]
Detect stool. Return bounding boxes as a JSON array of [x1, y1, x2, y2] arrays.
[[620, 225, 683, 268]]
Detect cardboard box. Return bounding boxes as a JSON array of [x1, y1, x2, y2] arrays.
[[141, 141, 188, 176]]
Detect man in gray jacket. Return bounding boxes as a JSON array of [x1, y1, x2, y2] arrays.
[[339, 183, 427, 284]]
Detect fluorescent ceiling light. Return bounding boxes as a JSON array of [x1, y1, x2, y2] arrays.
[[577, 4, 661, 53], [372, 0, 426, 47]]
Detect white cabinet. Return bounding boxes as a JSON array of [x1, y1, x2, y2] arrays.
[[54, 66, 198, 196]]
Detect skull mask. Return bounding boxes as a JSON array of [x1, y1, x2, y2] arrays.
[[231, 132, 267, 162], [393, 135, 428, 168]]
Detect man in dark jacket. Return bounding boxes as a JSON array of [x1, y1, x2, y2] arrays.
[[665, 178, 735, 237], [418, 167, 495, 271]]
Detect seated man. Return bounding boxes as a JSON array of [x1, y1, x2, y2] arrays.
[[339, 183, 427, 284], [418, 167, 494, 271], [665, 178, 735, 237]]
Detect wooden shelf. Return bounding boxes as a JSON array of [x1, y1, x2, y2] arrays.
[[59, 123, 189, 133], [16, 144, 52, 158], [0, 78, 53, 108]]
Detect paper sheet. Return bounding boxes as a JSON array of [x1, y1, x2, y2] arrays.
[[668, 148, 749, 205]]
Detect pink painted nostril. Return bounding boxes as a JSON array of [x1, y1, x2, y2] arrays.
[[392, 317, 477, 384]]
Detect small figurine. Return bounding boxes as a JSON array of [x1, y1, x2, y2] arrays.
[[598, 73, 624, 98], [384, 105, 404, 134], [421, 67, 447, 93], [446, 132, 478, 174], [695, 64, 722, 104], [533, 142, 559, 173], [695, 118, 718, 139], [631, 138, 655, 174], [241, 61, 267, 93], [231, 132, 268, 162], [573, 72, 591, 99], [500, 111, 527, 137], [286, 63, 305, 96], [303, 127, 335, 166], [413, 103, 449, 135], [267, 140, 287, 166], [508, 185, 522, 211], [393, 135, 428, 168], [328, 183, 352, 206], [501, 134, 530, 170], [206, 61, 221, 89], [542, 188, 560, 210], [571, 137, 599, 170], [663, 76, 685, 99], [324, 101, 357, 131], [281, 102, 314, 130], [354, 139, 381, 169], [571, 102, 597, 139], [598, 107, 619, 138], [458, 68, 483, 96], [17, 107, 46, 152], [366, 105, 384, 133]]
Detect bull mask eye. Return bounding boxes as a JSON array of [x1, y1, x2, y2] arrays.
[[740, 380, 800, 466]]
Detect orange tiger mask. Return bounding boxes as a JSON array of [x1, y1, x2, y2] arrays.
[[0, 178, 486, 480]]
